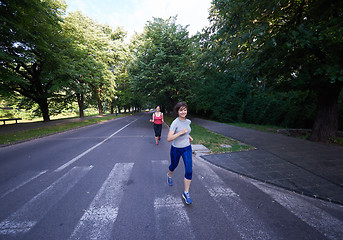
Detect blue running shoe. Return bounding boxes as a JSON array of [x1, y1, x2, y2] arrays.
[[182, 191, 192, 205], [167, 173, 173, 186]]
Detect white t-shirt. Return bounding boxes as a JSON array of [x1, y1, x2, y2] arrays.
[[170, 117, 191, 148]]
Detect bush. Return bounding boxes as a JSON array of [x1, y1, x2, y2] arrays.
[[240, 90, 316, 128], [191, 71, 318, 129]]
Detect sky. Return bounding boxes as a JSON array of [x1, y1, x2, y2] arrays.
[[65, 0, 213, 40]]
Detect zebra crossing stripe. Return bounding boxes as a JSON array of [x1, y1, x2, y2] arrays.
[[69, 163, 134, 240], [252, 182, 343, 240], [154, 195, 195, 239], [195, 158, 274, 240], [151, 160, 196, 240], [0, 170, 47, 200], [0, 166, 92, 236]]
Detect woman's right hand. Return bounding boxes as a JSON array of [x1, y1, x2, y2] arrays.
[[167, 128, 188, 142], [180, 128, 188, 135]]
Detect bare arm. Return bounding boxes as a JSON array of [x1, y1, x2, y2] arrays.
[[167, 128, 188, 142], [189, 135, 193, 142], [150, 113, 155, 122]]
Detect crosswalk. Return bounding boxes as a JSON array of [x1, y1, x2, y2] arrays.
[[196, 159, 275, 240], [0, 166, 92, 236], [252, 182, 343, 240], [0, 158, 342, 240], [152, 160, 196, 239], [69, 163, 133, 240]]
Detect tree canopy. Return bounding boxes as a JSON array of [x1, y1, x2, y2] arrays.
[[128, 17, 196, 112], [195, 0, 343, 142], [0, 0, 68, 121], [62, 11, 126, 117], [1, 0, 342, 143]]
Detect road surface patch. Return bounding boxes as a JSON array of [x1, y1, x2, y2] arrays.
[[252, 182, 343, 240], [0, 166, 92, 236], [69, 163, 134, 240], [55, 119, 137, 172], [195, 158, 274, 240]]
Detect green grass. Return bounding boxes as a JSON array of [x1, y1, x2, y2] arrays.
[[0, 114, 127, 145], [190, 124, 254, 153], [165, 116, 255, 154], [227, 122, 279, 133], [333, 137, 343, 146]]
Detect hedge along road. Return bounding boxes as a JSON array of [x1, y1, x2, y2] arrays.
[[0, 113, 342, 240]]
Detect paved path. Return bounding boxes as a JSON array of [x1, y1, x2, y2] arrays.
[[192, 118, 343, 205], [0, 113, 342, 239]]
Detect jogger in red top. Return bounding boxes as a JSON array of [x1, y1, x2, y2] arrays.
[[150, 106, 164, 145]]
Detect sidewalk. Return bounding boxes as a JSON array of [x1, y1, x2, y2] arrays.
[[192, 118, 343, 205]]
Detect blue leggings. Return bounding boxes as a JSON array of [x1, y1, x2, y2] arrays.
[[169, 145, 192, 180]]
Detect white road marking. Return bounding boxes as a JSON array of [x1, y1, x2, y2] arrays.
[[154, 195, 195, 239], [0, 166, 92, 236], [151, 160, 196, 240], [69, 163, 134, 240], [55, 119, 137, 172], [0, 170, 48, 199], [195, 158, 274, 240], [252, 182, 343, 240], [152, 160, 169, 165]]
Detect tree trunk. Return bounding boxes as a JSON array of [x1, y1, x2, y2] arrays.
[[110, 99, 114, 114], [76, 93, 84, 118], [309, 82, 342, 143], [97, 88, 103, 115], [98, 99, 103, 115], [37, 98, 50, 122]]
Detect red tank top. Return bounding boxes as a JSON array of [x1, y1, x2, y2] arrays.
[[154, 113, 162, 124]]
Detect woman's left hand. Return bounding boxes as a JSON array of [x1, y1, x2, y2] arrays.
[[189, 136, 193, 142]]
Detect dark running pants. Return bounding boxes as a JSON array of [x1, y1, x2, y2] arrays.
[[169, 145, 192, 180], [154, 123, 162, 137]]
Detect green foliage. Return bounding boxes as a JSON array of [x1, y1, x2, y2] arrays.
[[240, 90, 316, 128], [0, 0, 69, 121], [0, 1, 128, 120], [209, 0, 343, 87], [191, 0, 343, 141], [128, 17, 196, 112], [1, 0, 342, 141], [62, 11, 127, 116], [112, 34, 144, 112]]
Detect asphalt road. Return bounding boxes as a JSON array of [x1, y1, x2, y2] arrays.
[[0, 113, 342, 240]]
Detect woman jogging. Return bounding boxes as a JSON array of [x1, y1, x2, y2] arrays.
[[167, 102, 194, 205], [150, 106, 164, 145]]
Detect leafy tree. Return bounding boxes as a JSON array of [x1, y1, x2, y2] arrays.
[[209, 0, 343, 142], [189, 29, 247, 119], [62, 11, 125, 116], [0, 0, 69, 121], [128, 17, 196, 112], [113, 33, 148, 113]]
